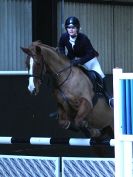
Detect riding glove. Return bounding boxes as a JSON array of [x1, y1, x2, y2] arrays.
[[71, 58, 81, 66]]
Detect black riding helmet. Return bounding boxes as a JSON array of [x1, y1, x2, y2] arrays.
[[65, 16, 80, 30]]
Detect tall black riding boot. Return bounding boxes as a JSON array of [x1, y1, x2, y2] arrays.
[[103, 77, 114, 108]]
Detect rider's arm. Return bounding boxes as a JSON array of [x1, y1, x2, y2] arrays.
[[79, 36, 99, 65]]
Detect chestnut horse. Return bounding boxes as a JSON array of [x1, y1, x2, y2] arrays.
[[21, 41, 114, 138]]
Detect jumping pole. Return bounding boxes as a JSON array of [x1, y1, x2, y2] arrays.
[[0, 137, 115, 146]]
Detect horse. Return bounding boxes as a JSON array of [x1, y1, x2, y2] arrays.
[[21, 41, 114, 139]]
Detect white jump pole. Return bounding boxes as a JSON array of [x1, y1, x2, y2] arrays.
[[0, 71, 28, 75], [0, 137, 115, 146]]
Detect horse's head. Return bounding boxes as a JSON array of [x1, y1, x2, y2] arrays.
[[21, 43, 46, 95], [21, 41, 73, 94]]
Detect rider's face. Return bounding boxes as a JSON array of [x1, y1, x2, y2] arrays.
[[67, 26, 78, 37]]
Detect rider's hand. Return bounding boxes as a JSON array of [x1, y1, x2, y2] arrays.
[[71, 58, 81, 66], [75, 57, 80, 60]]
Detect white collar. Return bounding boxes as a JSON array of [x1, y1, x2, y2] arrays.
[[69, 36, 77, 47]]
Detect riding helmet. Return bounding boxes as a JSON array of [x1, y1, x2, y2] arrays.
[[65, 16, 80, 30]]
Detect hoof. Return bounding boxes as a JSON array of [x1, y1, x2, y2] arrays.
[[101, 126, 114, 139], [80, 126, 91, 138], [66, 122, 79, 132]]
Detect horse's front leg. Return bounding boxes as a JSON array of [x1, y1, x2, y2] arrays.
[[71, 97, 98, 137], [57, 105, 79, 132], [73, 97, 101, 137], [74, 97, 92, 127]]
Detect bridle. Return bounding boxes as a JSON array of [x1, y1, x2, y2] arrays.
[[27, 54, 45, 82], [27, 53, 73, 88], [26, 51, 73, 104]]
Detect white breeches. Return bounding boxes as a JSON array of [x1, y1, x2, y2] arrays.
[[84, 57, 105, 78]]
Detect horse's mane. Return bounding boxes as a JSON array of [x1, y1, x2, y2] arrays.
[[32, 40, 69, 62]]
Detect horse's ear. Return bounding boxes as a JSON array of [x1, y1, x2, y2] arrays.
[[36, 46, 41, 55], [20, 47, 32, 55]]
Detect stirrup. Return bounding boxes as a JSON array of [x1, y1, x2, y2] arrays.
[[109, 98, 114, 108]]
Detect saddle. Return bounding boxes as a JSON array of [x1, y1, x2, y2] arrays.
[[79, 66, 104, 105]]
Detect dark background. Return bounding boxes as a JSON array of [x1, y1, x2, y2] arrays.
[[32, 0, 57, 46], [0, 0, 114, 157]]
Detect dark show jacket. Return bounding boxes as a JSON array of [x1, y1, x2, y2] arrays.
[[58, 32, 99, 65]]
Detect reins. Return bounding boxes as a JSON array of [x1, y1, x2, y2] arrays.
[[54, 63, 73, 87], [56, 64, 72, 76]]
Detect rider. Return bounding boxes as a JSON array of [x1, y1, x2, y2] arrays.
[[58, 16, 114, 108]]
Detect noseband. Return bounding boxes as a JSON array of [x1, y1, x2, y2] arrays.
[[28, 74, 42, 80], [28, 55, 45, 81]]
